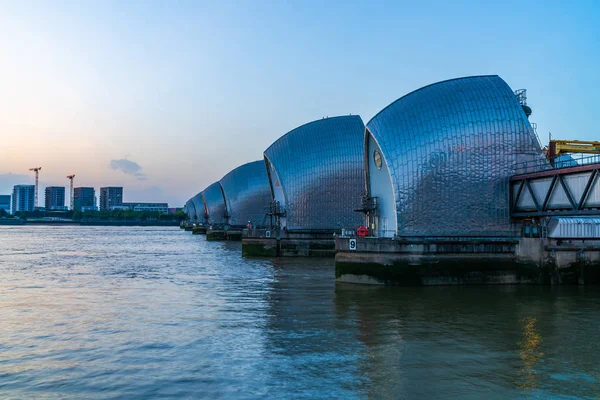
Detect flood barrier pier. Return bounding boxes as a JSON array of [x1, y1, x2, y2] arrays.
[[192, 225, 206, 235], [206, 228, 242, 241], [242, 229, 336, 257], [334, 233, 600, 285]]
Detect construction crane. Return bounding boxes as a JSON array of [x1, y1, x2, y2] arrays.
[[547, 140, 600, 163], [66, 174, 75, 211], [29, 167, 42, 209]]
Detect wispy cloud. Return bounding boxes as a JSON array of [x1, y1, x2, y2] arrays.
[[110, 159, 147, 181]]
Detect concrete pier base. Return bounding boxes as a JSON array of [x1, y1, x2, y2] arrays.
[[242, 230, 336, 257], [205, 229, 243, 241], [192, 226, 207, 235], [206, 230, 226, 241], [225, 230, 243, 241], [184, 225, 194, 231], [334, 236, 600, 286], [242, 238, 278, 257]]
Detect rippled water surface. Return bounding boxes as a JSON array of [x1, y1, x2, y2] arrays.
[[1, 226, 599, 399]]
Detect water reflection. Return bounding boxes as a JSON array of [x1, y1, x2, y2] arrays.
[[333, 284, 600, 399], [516, 317, 544, 390], [1, 227, 600, 399]]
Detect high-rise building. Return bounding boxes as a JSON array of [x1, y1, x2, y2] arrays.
[[73, 187, 96, 211], [99, 187, 123, 211], [0, 195, 10, 214], [12, 185, 35, 213], [45, 186, 66, 210]]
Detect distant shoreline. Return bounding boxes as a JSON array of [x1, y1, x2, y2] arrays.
[[0, 219, 180, 227]]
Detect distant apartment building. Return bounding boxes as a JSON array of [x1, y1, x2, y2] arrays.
[[99, 187, 123, 211], [12, 185, 35, 213], [122, 202, 169, 213], [45, 186, 66, 210], [73, 187, 96, 211], [0, 195, 10, 214]]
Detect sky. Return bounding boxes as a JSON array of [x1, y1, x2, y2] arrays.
[[0, 0, 599, 207]]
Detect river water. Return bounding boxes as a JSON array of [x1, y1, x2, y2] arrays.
[[0, 226, 599, 399]]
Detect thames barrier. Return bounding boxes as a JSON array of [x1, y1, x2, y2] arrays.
[[183, 75, 600, 285]]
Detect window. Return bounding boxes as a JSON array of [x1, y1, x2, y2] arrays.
[[374, 149, 383, 170]]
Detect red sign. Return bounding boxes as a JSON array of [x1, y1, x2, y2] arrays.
[[356, 226, 369, 237]]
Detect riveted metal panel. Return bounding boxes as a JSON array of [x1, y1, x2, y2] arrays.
[[366, 75, 545, 236], [547, 184, 572, 209], [219, 160, 271, 227], [563, 172, 592, 204], [202, 182, 227, 225], [584, 175, 600, 207], [516, 188, 536, 211], [511, 182, 522, 205], [530, 178, 553, 205], [263, 115, 365, 231]]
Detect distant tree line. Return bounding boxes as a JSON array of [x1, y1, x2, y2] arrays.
[[4, 209, 186, 222], [74, 209, 186, 222]]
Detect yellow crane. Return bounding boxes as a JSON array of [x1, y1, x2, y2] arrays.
[[67, 175, 75, 211], [29, 167, 42, 209], [547, 140, 600, 162]]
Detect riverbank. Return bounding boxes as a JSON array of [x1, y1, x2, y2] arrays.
[[0, 219, 25, 225], [1, 219, 180, 226]]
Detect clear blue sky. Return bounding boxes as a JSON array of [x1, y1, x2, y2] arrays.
[[1, 0, 598, 206]]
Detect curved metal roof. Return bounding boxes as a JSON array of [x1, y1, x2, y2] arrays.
[[190, 192, 205, 222], [202, 182, 227, 225], [367, 75, 545, 236], [219, 160, 271, 227], [184, 200, 195, 221], [264, 115, 365, 231], [367, 75, 498, 126]]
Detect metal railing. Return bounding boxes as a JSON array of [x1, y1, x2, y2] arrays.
[[515, 89, 527, 105], [514, 153, 600, 175], [530, 122, 543, 150]]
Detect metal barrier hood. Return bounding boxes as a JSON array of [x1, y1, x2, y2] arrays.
[[366, 75, 544, 237], [263, 115, 365, 231], [219, 160, 271, 228]]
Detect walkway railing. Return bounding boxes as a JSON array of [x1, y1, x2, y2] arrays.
[[514, 154, 600, 175]]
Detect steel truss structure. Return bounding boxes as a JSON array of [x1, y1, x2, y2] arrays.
[[511, 164, 600, 217]]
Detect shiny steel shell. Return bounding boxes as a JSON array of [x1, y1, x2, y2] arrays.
[[264, 115, 365, 231], [190, 192, 205, 222], [202, 182, 227, 225], [219, 161, 271, 228], [366, 75, 544, 236], [184, 200, 194, 221]]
